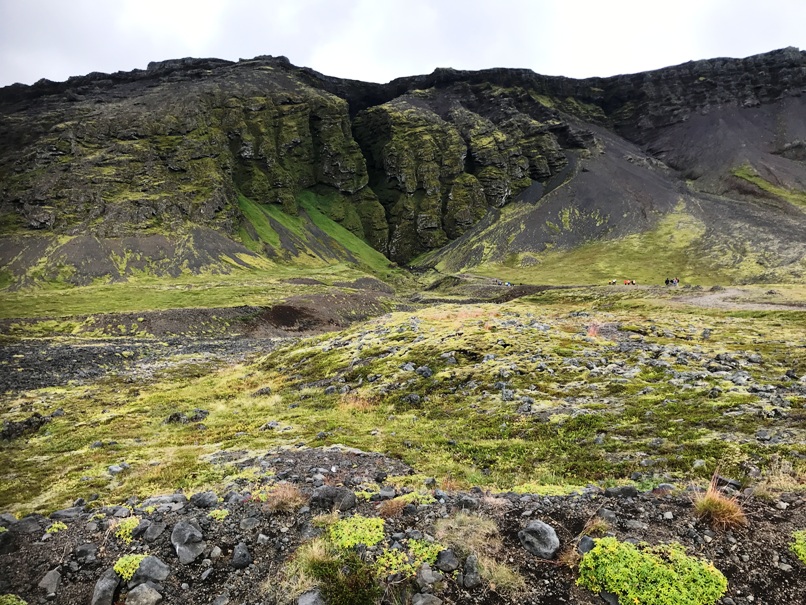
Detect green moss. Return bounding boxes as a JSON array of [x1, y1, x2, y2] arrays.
[[114, 516, 140, 544], [114, 553, 147, 582], [46, 521, 68, 533], [577, 537, 728, 605], [208, 508, 229, 521], [0, 596, 27, 605], [327, 515, 385, 550], [791, 530, 806, 565], [733, 164, 806, 209]]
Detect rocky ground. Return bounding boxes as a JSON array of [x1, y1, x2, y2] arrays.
[[0, 446, 804, 605]]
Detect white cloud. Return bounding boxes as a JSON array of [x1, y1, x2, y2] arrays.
[[0, 0, 804, 86]]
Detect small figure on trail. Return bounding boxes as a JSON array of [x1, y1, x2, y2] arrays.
[[609, 279, 617, 285], [673, 277, 679, 286], [624, 280, 629, 285], [631, 279, 636, 285], [665, 278, 670, 286]]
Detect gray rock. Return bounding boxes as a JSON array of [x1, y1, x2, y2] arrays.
[[310, 485, 356, 511], [38, 568, 61, 596], [231, 542, 252, 569], [455, 494, 479, 510], [578, 536, 595, 554], [11, 515, 44, 533], [378, 486, 396, 500], [50, 506, 84, 520], [463, 554, 482, 588], [129, 556, 170, 588], [126, 583, 163, 605], [75, 543, 98, 558], [189, 491, 218, 508], [518, 520, 560, 559], [412, 594, 443, 605], [604, 485, 638, 498], [600, 590, 619, 605], [0, 512, 18, 527], [144, 522, 166, 542], [416, 562, 443, 588], [0, 530, 17, 555], [171, 519, 206, 564], [240, 517, 260, 531], [435, 549, 460, 572], [416, 366, 433, 378], [212, 592, 230, 605], [91, 568, 120, 605], [298, 590, 325, 605]]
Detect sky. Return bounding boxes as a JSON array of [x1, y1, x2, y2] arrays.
[[1, 0, 804, 87]]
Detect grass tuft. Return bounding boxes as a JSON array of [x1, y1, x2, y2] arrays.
[[693, 475, 748, 530]]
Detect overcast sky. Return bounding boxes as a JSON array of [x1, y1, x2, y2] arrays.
[[1, 0, 804, 87]]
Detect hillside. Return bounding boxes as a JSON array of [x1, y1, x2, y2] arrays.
[[1, 49, 806, 288]]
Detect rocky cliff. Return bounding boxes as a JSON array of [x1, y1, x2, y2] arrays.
[[1, 48, 805, 284]]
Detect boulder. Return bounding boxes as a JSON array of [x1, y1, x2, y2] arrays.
[[189, 491, 218, 508], [310, 485, 356, 511], [231, 542, 253, 569], [171, 519, 206, 564], [126, 583, 163, 605], [463, 554, 482, 588], [435, 549, 460, 572], [518, 520, 560, 559], [38, 568, 61, 596], [129, 555, 170, 588], [91, 568, 120, 605]]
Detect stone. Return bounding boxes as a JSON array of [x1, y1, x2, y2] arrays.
[[12, 515, 44, 533], [231, 542, 253, 569], [463, 554, 482, 588], [38, 568, 61, 596], [240, 517, 261, 530], [378, 485, 397, 500], [577, 536, 595, 554], [604, 485, 638, 498], [600, 590, 619, 605], [91, 568, 121, 605], [144, 522, 166, 542], [171, 519, 206, 564], [518, 520, 560, 559], [129, 556, 170, 588], [416, 562, 443, 588], [50, 506, 84, 520], [455, 494, 479, 510], [311, 485, 356, 511], [126, 583, 163, 605], [435, 549, 460, 572], [190, 491, 219, 508], [212, 593, 230, 605], [75, 543, 98, 558], [298, 590, 326, 605]]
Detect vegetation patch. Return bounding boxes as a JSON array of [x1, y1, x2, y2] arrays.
[[791, 530, 806, 566], [113, 553, 147, 582], [577, 537, 728, 605]]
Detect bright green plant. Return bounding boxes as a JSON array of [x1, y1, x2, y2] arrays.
[[577, 537, 728, 605], [0, 595, 27, 605], [395, 491, 437, 505], [46, 521, 68, 534], [0, 527, 7, 534], [113, 553, 147, 581], [208, 508, 229, 521], [375, 539, 444, 578], [791, 530, 806, 565], [142, 506, 156, 514], [327, 515, 385, 550], [114, 516, 140, 544]]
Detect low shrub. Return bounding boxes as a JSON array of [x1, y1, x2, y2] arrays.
[[46, 521, 67, 534], [577, 537, 728, 605], [327, 515, 385, 550], [791, 530, 806, 565], [208, 509, 229, 521], [114, 553, 147, 581], [114, 516, 140, 544]]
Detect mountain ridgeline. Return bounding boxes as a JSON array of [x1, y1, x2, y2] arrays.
[[1, 48, 806, 286]]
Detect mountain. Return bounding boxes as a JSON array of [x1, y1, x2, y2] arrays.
[[1, 48, 805, 287]]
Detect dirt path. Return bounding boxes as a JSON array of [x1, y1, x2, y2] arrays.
[[673, 287, 806, 311]]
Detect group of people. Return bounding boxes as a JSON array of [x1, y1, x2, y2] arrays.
[[609, 279, 636, 285], [665, 277, 680, 286]]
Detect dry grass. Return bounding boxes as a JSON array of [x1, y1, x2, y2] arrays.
[[439, 474, 466, 491], [693, 476, 748, 530], [378, 498, 407, 518], [261, 482, 309, 513], [556, 545, 582, 569], [478, 554, 526, 594], [481, 495, 512, 513], [338, 392, 379, 413], [434, 512, 501, 556], [582, 516, 611, 536], [269, 538, 335, 603], [753, 456, 806, 500]]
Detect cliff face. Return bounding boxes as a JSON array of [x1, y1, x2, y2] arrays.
[[1, 48, 805, 283]]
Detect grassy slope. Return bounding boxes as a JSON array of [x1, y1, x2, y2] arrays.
[[2, 287, 804, 514], [459, 209, 767, 286]]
